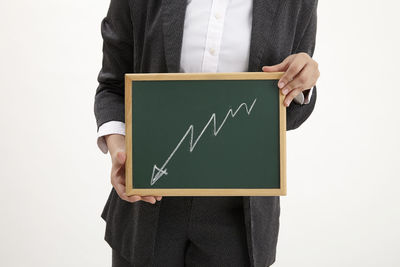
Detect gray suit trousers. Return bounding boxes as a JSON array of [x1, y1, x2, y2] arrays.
[[112, 196, 251, 267]]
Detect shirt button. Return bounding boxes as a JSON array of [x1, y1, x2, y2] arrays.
[[214, 13, 221, 19], [209, 47, 216, 55]]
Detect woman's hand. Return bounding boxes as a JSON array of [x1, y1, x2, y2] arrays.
[[105, 134, 162, 204], [262, 52, 320, 107]]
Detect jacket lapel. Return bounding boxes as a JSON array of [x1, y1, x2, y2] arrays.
[[161, 0, 188, 73], [247, 0, 281, 72]]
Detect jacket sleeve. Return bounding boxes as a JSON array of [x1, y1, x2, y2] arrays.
[[286, 1, 318, 131], [94, 0, 133, 131]]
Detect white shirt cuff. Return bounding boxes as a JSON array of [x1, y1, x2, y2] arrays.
[[293, 91, 305, 105], [304, 87, 314, 104], [97, 121, 126, 154], [292, 87, 314, 105]]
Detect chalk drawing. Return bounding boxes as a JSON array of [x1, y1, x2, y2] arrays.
[[150, 98, 257, 186]]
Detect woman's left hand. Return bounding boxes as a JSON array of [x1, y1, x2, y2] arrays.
[[262, 52, 320, 107]]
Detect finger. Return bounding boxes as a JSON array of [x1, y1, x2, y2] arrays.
[[262, 61, 288, 72], [281, 65, 312, 95], [284, 88, 303, 107], [285, 62, 319, 96], [140, 196, 157, 204], [262, 57, 291, 72], [114, 182, 135, 202], [115, 182, 143, 203], [156, 196, 162, 201], [123, 194, 159, 204], [278, 58, 307, 88], [122, 193, 142, 203], [281, 77, 303, 96]]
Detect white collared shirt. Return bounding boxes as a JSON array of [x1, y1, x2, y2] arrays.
[[97, 0, 312, 154]]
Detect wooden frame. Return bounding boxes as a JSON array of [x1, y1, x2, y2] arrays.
[[125, 72, 286, 196]]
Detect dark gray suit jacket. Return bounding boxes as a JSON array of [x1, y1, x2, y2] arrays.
[[94, 0, 318, 266]]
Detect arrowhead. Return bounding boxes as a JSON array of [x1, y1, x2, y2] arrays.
[[150, 165, 168, 186]]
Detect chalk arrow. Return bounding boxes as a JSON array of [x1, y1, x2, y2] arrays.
[[149, 98, 257, 186], [150, 165, 168, 186]]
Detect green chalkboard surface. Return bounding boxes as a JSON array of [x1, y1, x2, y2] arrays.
[[125, 72, 286, 196]]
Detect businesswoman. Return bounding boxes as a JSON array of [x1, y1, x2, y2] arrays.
[[94, 0, 319, 266]]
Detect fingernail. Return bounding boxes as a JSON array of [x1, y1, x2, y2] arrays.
[[285, 101, 290, 107], [278, 82, 285, 88], [282, 89, 288, 95]]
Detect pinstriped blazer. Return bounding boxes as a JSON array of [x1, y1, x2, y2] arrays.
[[94, 0, 318, 266]]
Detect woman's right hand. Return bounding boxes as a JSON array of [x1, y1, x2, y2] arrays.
[[105, 134, 162, 204]]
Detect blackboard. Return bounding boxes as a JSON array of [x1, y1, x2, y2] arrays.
[[125, 72, 286, 196]]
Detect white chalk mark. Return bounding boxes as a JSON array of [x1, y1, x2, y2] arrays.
[[150, 98, 257, 186]]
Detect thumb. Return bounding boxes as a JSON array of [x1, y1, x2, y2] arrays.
[[262, 58, 290, 72]]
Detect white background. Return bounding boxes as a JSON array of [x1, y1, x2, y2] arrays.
[[1, 0, 399, 266]]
